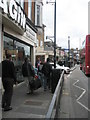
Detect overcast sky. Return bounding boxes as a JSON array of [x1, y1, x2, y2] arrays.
[[43, 0, 89, 49]]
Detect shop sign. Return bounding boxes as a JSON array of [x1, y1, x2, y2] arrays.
[[26, 25, 36, 42], [0, 0, 26, 30]]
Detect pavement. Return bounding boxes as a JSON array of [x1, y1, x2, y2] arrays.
[[1, 65, 76, 119], [2, 82, 53, 119], [70, 65, 76, 71]]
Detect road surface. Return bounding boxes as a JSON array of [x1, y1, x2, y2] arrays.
[[59, 65, 90, 119]]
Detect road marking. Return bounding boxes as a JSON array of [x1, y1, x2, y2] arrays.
[[73, 79, 90, 112]]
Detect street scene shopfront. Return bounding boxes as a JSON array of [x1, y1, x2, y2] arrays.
[[0, 0, 37, 82], [3, 32, 33, 82]]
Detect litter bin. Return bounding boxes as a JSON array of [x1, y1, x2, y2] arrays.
[[51, 69, 62, 93]]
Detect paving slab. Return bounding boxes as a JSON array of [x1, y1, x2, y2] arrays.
[[2, 82, 53, 119]]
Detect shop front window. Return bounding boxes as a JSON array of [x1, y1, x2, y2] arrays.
[[14, 41, 30, 64], [3, 34, 31, 82], [3, 36, 14, 60]]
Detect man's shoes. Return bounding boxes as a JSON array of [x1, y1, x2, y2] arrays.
[[4, 106, 12, 111]]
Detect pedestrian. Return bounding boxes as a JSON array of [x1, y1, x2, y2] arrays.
[[35, 57, 41, 69], [22, 57, 35, 94], [2, 53, 17, 111], [38, 61, 44, 86], [42, 58, 52, 91]]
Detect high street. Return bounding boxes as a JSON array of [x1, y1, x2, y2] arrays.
[[59, 65, 90, 118], [1, 65, 90, 119]]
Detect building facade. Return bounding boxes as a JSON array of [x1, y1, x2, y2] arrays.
[[0, 0, 37, 82], [34, 0, 46, 62]]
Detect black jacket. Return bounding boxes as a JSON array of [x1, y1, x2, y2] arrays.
[[42, 62, 52, 77], [2, 60, 16, 83], [22, 62, 35, 77]]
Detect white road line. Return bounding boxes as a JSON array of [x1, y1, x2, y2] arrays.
[[77, 101, 90, 112], [73, 79, 90, 112]]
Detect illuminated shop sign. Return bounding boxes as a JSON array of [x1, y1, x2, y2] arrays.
[[0, 0, 26, 30]]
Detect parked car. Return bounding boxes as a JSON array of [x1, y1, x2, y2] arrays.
[[50, 62, 70, 74]]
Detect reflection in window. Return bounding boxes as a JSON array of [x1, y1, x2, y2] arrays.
[[3, 35, 31, 64], [3, 36, 14, 59], [3, 35, 31, 82]]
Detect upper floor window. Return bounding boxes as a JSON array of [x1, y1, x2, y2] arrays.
[[37, 39, 39, 47], [40, 40, 43, 47], [37, 5, 40, 26], [28, 0, 32, 20]]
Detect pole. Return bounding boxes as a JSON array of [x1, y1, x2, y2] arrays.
[[54, 0, 56, 68], [68, 36, 70, 67]]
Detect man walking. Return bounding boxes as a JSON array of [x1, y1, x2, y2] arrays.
[[42, 58, 52, 91], [2, 53, 17, 111], [22, 57, 35, 94]]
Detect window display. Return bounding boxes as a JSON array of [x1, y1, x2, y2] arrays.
[[3, 34, 31, 83]]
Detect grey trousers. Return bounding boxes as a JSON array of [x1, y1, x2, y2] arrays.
[[24, 76, 34, 93], [2, 78, 14, 108]]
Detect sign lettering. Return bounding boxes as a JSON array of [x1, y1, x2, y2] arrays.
[[0, 0, 26, 30]]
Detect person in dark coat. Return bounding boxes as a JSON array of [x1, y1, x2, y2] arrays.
[[35, 57, 41, 71], [2, 54, 17, 111], [22, 57, 35, 94], [42, 58, 52, 91]]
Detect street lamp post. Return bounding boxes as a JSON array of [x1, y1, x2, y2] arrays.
[[54, 0, 56, 68], [68, 36, 70, 67], [46, 0, 56, 68]]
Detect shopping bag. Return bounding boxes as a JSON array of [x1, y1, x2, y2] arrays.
[[29, 77, 42, 90], [29, 79, 35, 89], [34, 78, 42, 90]]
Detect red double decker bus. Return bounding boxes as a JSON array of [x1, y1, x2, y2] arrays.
[[80, 35, 90, 76]]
